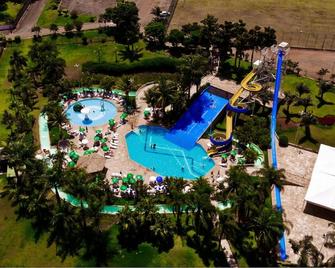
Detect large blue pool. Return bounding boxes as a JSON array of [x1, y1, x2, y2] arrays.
[[65, 98, 117, 127], [126, 125, 215, 179]]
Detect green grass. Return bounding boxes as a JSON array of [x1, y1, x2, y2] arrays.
[[37, 0, 95, 28], [281, 74, 335, 117], [170, 0, 335, 36], [0, 2, 23, 25], [0, 175, 205, 266]]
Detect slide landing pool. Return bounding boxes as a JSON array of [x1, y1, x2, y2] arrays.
[[126, 125, 215, 179], [165, 87, 228, 149]]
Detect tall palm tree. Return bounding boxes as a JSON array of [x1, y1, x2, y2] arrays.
[[300, 111, 317, 140], [284, 92, 296, 114], [7, 50, 27, 82], [317, 68, 329, 81], [49, 24, 59, 35], [296, 83, 310, 96], [256, 166, 286, 190]]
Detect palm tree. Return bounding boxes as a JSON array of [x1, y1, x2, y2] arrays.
[[165, 177, 188, 233], [143, 86, 160, 116], [31, 25, 41, 37], [216, 208, 239, 249], [318, 80, 333, 102], [296, 96, 313, 112], [296, 83, 310, 96], [7, 50, 27, 82], [317, 68, 329, 80], [49, 23, 59, 35], [178, 55, 209, 99], [284, 92, 296, 114], [256, 166, 286, 190], [248, 25, 262, 65], [300, 111, 317, 141], [258, 89, 273, 112]]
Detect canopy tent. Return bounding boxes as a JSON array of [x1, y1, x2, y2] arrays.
[[305, 144, 335, 211]]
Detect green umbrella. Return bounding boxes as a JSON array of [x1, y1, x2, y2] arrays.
[[94, 136, 101, 142], [83, 149, 94, 155], [120, 113, 128, 120], [71, 154, 79, 161], [127, 173, 134, 179], [230, 150, 237, 157], [95, 129, 102, 134], [68, 161, 76, 168], [102, 146, 109, 152], [79, 127, 85, 133], [112, 178, 119, 184], [128, 91, 136, 97], [144, 110, 150, 116], [120, 185, 127, 191], [135, 174, 144, 181], [109, 120, 115, 127], [122, 177, 129, 184], [129, 178, 136, 184], [221, 153, 229, 159], [101, 138, 107, 143], [69, 151, 77, 157]]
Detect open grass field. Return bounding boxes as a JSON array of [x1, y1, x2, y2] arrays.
[[37, 0, 95, 28], [170, 0, 335, 48], [0, 175, 206, 266]]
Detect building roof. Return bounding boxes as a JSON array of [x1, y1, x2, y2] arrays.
[[77, 154, 106, 174], [305, 144, 335, 211]]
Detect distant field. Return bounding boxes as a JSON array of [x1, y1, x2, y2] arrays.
[[170, 0, 335, 46]]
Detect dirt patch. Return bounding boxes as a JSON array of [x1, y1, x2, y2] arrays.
[[60, 0, 116, 15]]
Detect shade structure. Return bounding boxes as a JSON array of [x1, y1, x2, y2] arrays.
[[101, 138, 107, 143], [127, 173, 134, 179], [79, 127, 86, 133], [129, 178, 136, 184], [122, 177, 129, 184], [120, 185, 127, 191], [68, 161, 76, 168], [109, 119, 115, 126], [120, 113, 128, 120], [305, 144, 335, 211], [156, 176, 163, 183], [77, 154, 106, 174], [112, 177, 119, 184], [83, 149, 94, 155], [95, 129, 102, 134], [94, 136, 101, 142], [136, 175, 144, 181], [102, 146, 109, 152], [221, 153, 228, 159]]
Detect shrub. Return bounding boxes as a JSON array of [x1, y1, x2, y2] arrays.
[[82, 36, 88, 45], [70, 10, 78, 19], [14, 36, 21, 44], [278, 134, 289, 147], [82, 57, 179, 75], [89, 16, 96, 22]]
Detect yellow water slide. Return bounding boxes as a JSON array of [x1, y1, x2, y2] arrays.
[[225, 70, 262, 140]]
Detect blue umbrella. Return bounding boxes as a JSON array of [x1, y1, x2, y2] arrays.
[[156, 176, 163, 183]]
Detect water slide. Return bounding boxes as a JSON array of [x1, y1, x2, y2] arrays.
[[271, 45, 287, 260], [209, 69, 262, 150]]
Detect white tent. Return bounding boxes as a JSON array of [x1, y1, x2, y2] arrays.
[[305, 144, 335, 211]]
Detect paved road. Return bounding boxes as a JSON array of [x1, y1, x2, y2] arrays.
[[11, 0, 47, 37]]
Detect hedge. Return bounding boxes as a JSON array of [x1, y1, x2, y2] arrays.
[[82, 56, 180, 75], [278, 134, 289, 147]]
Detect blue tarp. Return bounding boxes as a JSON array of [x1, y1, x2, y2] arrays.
[[165, 87, 228, 149]]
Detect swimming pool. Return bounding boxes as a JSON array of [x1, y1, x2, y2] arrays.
[[65, 98, 117, 127], [126, 125, 215, 179]]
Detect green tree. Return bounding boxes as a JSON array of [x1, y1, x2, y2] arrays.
[[296, 83, 310, 96], [49, 23, 59, 35], [200, 14, 219, 51], [318, 80, 333, 102], [167, 29, 184, 48], [31, 25, 41, 37], [299, 111, 317, 142], [64, 22, 74, 35], [256, 166, 286, 190], [284, 91, 296, 114], [73, 20, 83, 33], [7, 50, 27, 82], [144, 20, 166, 49], [296, 96, 313, 112]]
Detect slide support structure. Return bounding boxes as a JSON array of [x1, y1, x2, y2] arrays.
[[271, 47, 287, 260]]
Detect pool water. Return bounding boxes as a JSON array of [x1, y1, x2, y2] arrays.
[[126, 125, 215, 179], [65, 98, 117, 127]]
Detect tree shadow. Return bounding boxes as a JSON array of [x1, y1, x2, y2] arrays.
[[316, 96, 334, 108], [298, 135, 318, 145], [283, 109, 300, 124]]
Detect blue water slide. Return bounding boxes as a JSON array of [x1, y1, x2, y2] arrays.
[[226, 103, 250, 114], [209, 134, 233, 146], [271, 49, 287, 261]]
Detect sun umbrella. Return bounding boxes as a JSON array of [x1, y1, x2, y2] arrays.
[[68, 161, 76, 168], [120, 185, 127, 191], [79, 127, 85, 133], [122, 177, 129, 184], [127, 173, 134, 179], [112, 178, 119, 184], [120, 113, 128, 120], [108, 119, 115, 126], [102, 146, 109, 152], [94, 136, 101, 142], [69, 151, 77, 157], [81, 139, 89, 145], [101, 138, 107, 143], [221, 153, 228, 159], [128, 91, 136, 97], [135, 175, 144, 181], [156, 176, 163, 183], [144, 110, 150, 116], [129, 178, 136, 184], [81, 107, 90, 115], [95, 129, 102, 134]]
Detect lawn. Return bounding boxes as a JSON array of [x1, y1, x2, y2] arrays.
[[0, 177, 205, 267], [170, 0, 335, 37], [37, 0, 95, 28], [0, 2, 23, 25]]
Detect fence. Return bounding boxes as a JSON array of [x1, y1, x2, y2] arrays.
[[278, 31, 335, 51]]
